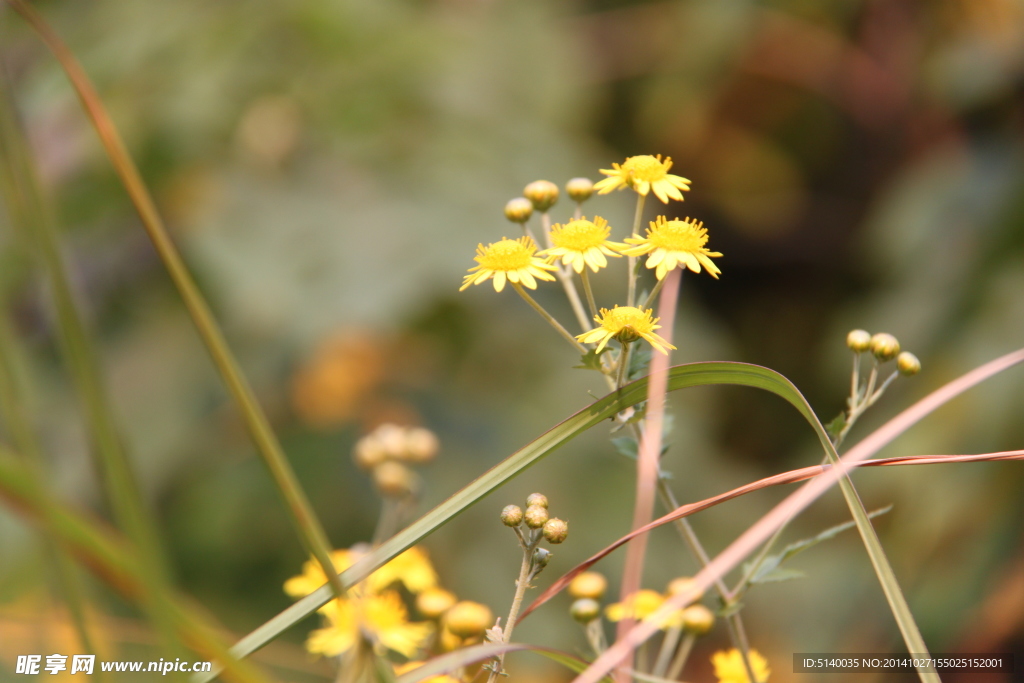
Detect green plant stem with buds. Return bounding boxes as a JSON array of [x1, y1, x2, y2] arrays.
[[488, 529, 546, 683]]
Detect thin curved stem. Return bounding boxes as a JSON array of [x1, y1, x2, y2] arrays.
[[626, 194, 647, 307], [512, 284, 588, 354]]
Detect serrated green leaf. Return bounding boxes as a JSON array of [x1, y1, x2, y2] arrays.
[[826, 412, 847, 439], [574, 348, 609, 372]]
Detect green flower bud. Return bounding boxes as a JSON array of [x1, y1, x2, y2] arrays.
[[504, 197, 534, 224], [524, 180, 559, 212], [869, 333, 901, 362], [532, 547, 552, 570], [846, 329, 872, 353], [566, 177, 595, 203], [542, 517, 568, 544], [524, 504, 549, 529], [526, 493, 549, 508], [500, 505, 524, 527], [570, 598, 601, 623], [896, 351, 921, 376]]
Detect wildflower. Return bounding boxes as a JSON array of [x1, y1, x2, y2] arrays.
[[605, 590, 683, 629], [620, 216, 722, 281], [460, 236, 557, 293], [540, 217, 624, 274], [284, 546, 438, 599], [576, 306, 676, 355], [306, 591, 433, 658], [594, 154, 691, 204], [712, 648, 771, 683]]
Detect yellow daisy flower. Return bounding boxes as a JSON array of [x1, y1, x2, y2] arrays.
[[306, 591, 433, 659], [712, 648, 771, 683], [539, 216, 625, 273], [620, 216, 723, 281], [284, 546, 438, 600], [605, 589, 684, 630], [576, 306, 676, 355], [594, 154, 691, 204], [460, 236, 557, 292]]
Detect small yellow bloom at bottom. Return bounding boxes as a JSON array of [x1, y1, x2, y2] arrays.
[[576, 306, 676, 355], [306, 592, 433, 659], [712, 648, 771, 683]]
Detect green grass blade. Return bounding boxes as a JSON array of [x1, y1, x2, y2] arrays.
[[5, 0, 345, 600], [0, 448, 276, 683], [198, 361, 868, 680]]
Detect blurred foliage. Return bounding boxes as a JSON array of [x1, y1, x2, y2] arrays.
[[1, 0, 1024, 681]]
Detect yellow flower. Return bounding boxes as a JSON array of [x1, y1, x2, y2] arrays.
[[395, 662, 460, 683], [306, 591, 433, 659], [594, 154, 691, 204], [605, 589, 684, 630], [460, 236, 557, 292], [576, 306, 676, 355], [712, 648, 771, 683], [539, 216, 625, 273], [284, 546, 438, 600], [620, 216, 722, 281]]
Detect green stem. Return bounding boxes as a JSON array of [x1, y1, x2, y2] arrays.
[[664, 632, 696, 682], [626, 194, 647, 307], [512, 284, 588, 354], [6, 0, 346, 600], [580, 268, 599, 319], [651, 625, 682, 678], [542, 212, 591, 333], [488, 531, 540, 683], [640, 276, 667, 311], [616, 342, 633, 390]]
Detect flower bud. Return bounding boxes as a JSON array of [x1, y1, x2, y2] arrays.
[[416, 587, 457, 619], [524, 180, 559, 212], [500, 505, 524, 527], [504, 197, 534, 224], [445, 601, 493, 638], [681, 604, 715, 636], [869, 333, 900, 362], [526, 493, 549, 508], [666, 577, 703, 604], [568, 572, 608, 600], [846, 329, 872, 353], [353, 436, 387, 471], [542, 517, 568, 544], [375, 423, 408, 457], [524, 504, 549, 529], [404, 427, 439, 464], [372, 461, 417, 497], [570, 598, 601, 623], [896, 351, 921, 376], [532, 547, 552, 570], [566, 177, 594, 203]]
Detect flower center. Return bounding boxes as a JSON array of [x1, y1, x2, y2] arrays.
[[622, 155, 668, 182], [551, 219, 609, 251], [648, 219, 708, 252], [599, 306, 655, 335], [478, 238, 534, 270]]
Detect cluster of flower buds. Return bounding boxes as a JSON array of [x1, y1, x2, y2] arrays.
[[847, 329, 920, 376], [505, 178, 596, 225], [501, 492, 568, 545], [353, 423, 440, 498], [567, 573, 715, 637]]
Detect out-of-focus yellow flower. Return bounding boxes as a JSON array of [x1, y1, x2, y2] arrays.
[[306, 592, 433, 658], [620, 216, 722, 281], [284, 546, 437, 600], [460, 236, 557, 292], [395, 662, 460, 683], [576, 306, 676, 355], [540, 217, 624, 273], [594, 155, 691, 204], [290, 331, 386, 428], [604, 589, 684, 629], [712, 648, 771, 683]]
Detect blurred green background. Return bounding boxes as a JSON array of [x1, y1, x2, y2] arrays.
[[1, 0, 1023, 681]]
